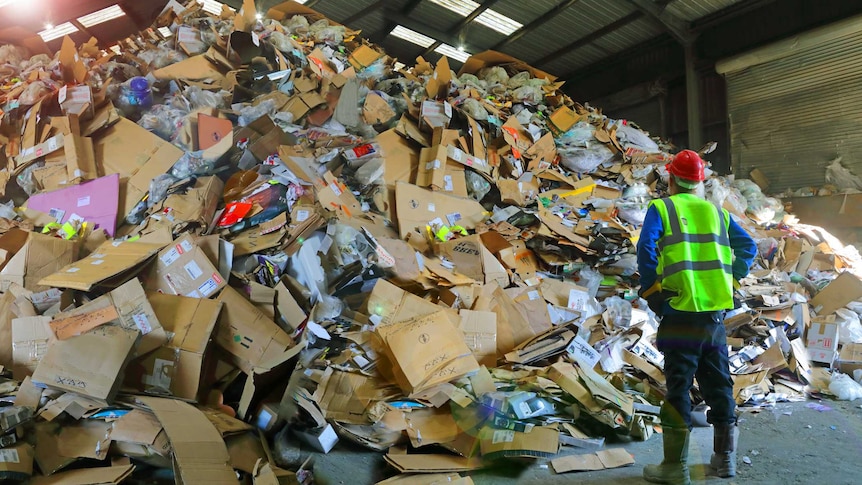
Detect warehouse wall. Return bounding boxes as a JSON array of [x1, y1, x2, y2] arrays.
[[718, 13, 862, 194]]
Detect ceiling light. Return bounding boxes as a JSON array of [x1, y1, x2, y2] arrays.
[[44, 23, 54, 30], [77, 5, 125, 28], [428, 0, 522, 35], [435, 43, 470, 63], [38, 22, 79, 42], [391, 25, 435, 48]]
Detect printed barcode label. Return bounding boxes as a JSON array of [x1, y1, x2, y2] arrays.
[[184, 260, 203, 280], [0, 449, 20, 463]]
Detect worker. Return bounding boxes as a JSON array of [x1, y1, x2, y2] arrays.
[[636, 150, 757, 485]]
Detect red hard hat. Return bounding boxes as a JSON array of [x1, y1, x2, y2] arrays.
[[666, 150, 705, 182]]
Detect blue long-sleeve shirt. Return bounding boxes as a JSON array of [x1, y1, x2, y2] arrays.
[[636, 202, 758, 294]]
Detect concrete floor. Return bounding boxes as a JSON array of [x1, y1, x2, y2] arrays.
[[307, 400, 862, 485]]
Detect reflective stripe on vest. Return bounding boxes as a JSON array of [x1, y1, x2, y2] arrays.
[[651, 194, 734, 312]]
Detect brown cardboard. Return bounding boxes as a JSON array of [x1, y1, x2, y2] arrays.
[[39, 239, 165, 292], [159, 176, 225, 234], [153, 55, 226, 85], [63, 133, 97, 184], [0, 442, 34, 479], [109, 278, 169, 355], [141, 397, 236, 484], [0, 233, 78, 292], [376, 310, 479, 396], [275, 280, 307, 332], [837, 343, 862, 375], [349, 45, 383, 71], [547, 106, 582, 136], [148, 234, 226, 298], [11, 316, 54, 378], [383, 452, 483, 473], [457, 310, 497, 368], [366, 279, 443, 326], [49, 303, 119, 340], [479, 425, 559, 459], [127, 294, 222, 400], [364, 92, 396, 125], [395, 182, 486, 238], [810, 272, 862, 316], [215, 286, 298, 374], [30, 464, 134, 485], [458, 50, 557, 82], [32, 322, 139, 402], [94, 118, 184, 221], [56, 420, 111, 460], [551, 448, 635, 473]]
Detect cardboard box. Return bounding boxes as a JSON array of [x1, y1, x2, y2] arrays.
[[0, 233, 78, 292], [215, 286, 298, 374], [0, 442, 34, 481], [837, 343, 862, 375], [810, 272, 862, 316], [148, 234, 226, 298], [32, 323, 140, 402], [395, 182, 486, 238], [157, 176, 225, 234], [127, 294, 223, 400], [294, 423, 339, 453], [93, 118, 184, 221], [11, 316, 54, 378], [376, 310, 480, 396], [38, 239, 166, 292], [807, 321, 839, 353], [140, 397, 236, 484], [458, 310, 497, 368]]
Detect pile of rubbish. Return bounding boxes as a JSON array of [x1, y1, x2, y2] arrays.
[[0, 1, 859, 483]]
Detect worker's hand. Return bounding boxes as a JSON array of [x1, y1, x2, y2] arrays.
[[645, 292, 666, 316]]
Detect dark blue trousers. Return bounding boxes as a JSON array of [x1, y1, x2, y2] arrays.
[[656, 311, 736, 430]]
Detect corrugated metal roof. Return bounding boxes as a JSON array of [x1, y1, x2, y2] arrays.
[[591, 16, 664, 54], [666, 0, 743, 22], [493, 0, 559, 26]]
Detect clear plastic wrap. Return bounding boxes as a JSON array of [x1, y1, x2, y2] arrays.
[[610, 254, 638, 276], [512, 85, 543, 104], [238, 99, 278, 126], [184, 85, 228, 109], [835, 308, 862, 344], [169, 150, 219, 180], [285, 15, 311, 35], [479, 66, 509, 85], [458, 73, 486, 91], [21, 54, 51, 71], [268, 31, 294, 52], [138, 104, 188, 141], [309, 19, 345, 43], [604, 296, 633, 329], [615, 123, 659, 152], [137, 47, 187, 69], [507, 71, 531, 89], [466, 171, 492, 201], [0, 45, 28, 65], [0, 200, 17, 220], [705, 178, 731, 207], [16, 162, 44, 196], [825, 157, 862, 192], [18, 81, 50, 105], [829, 372, 862, 401], [557, 122, 595, 146], [461, 98, 489, 121], [577, 267, 603, 298], [617, 202, 648, 226], [558, 145, 615, 173]]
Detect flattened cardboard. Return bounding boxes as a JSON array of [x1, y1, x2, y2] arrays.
[[38, 239, 165, 292], [159, 176, 225, 234], [458, 50, 556, 82], [479, 425, 559, 459], [31, 323, 139, 402], [30, 465, 134, 485], [458, 310, 497, 367], [94, 118, 184, 221], [366, 279, 443, 326], [551, 448, 634, 473], [383, 452, 483, 473], [810, 272, 862, 316], [141, 397, 236, 485], [0, 442, 34, 479], [26, 173, 120, 236], [395, 182, 486, 238], [153, 55, 226, 84], [0, 233, 78, 292], [149, 234, 226, 298], [109, 278, 169, 355], [198, 114, 233, 150], [838, 343, 862, 375], [11, 316, 53, 378], [215, 286, 297, 373]]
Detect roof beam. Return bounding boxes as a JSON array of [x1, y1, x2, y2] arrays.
[[341, 0, 387, 25], [625, 0, 693, 44], [422, 0, 505, 57], [305, 0, 324, 8], [371, 0, 423, 43], [532, 11, 643, 67], [691, 0, 779, 32], [383, 9, 484, 54], [492, 0, 581, 51]]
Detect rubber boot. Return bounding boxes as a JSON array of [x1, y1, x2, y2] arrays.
[[709, 424, 738, 478], [643, 427, 691, 485]]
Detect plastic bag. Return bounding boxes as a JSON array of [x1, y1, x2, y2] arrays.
[[610, 254, 638, 277], [705, 179, 731, 207], [604, 296, 633, 329], [825, 157, 862, 192], [238, 99, 278, 126], [617, 202, 648, 226], [829, 372, 862, 401], [138, 104, 187, 141], [184, 85, 227, 109], [309, 19, 345, 43], [0, 200, 17, 220], [577, 267, 603, 298], [354, 157, 385, 186], [0, 44, 28, 65], [18, 81, 50, 106], [558, 145, 615, 173], [615, 123, 659, 152], [466, 171, 491, 201], [284, 14, 310, 34], [479, 66, 509, 85], [137, 46, 187, 69], [507, 71, 531, 89], [461, 98, 489, 121], [835, 308, 862, 344], [557, 122, 595, 147], [512, 85, 543, 104]]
